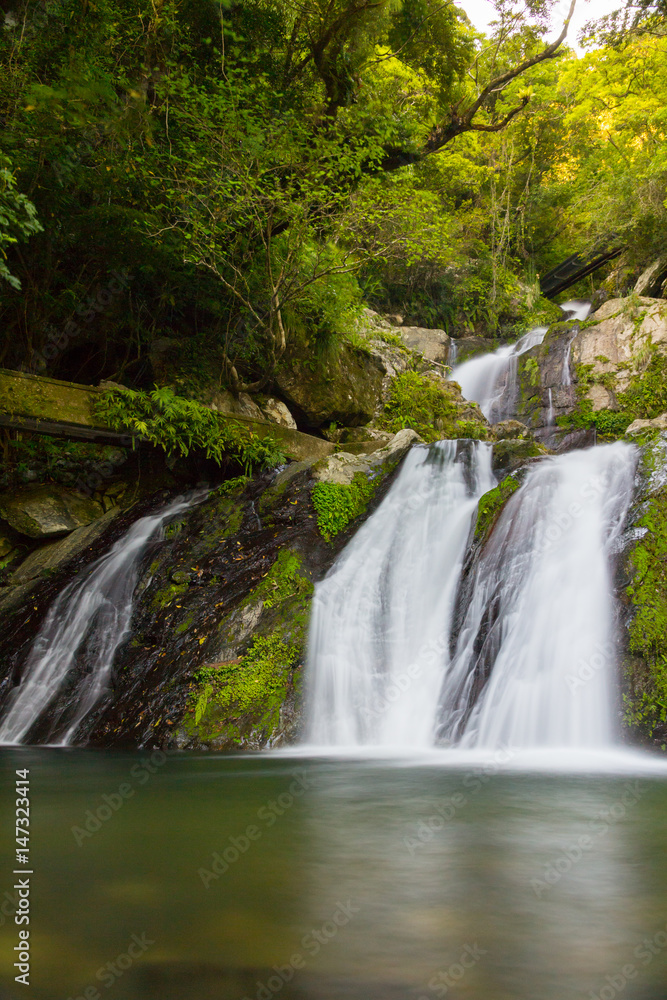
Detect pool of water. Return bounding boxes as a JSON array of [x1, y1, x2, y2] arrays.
[[1, 748, 667, 999]]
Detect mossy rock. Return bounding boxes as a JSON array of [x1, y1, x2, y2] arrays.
[[621, 440, 667, 746], [379, 371, 489, 442], [0, 485, 104, 538], [474, 473, 524, 543], [181, 549, 314, 748], [275, 341, 384, 427]]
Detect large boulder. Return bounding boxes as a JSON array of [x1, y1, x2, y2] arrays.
[[0, 485, 104, 538], [207, 390, 265, 421], [399, 325, 450, 364], [9, 509, 119, 584], [514, 296, 667, 433], [275, 341, 385, 428], [259, 397, 297, 429]]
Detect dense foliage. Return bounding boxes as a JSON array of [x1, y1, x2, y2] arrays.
[[0, 0, 665, 389], [95, 385, 284, 471]]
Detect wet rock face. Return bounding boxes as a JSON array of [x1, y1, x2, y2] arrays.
[[0, 442, 408, 751], [512, 296, 667, 445], [615, 434, 667, 749]]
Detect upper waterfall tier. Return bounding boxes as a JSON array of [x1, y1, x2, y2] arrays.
[[451, 300, 591, 422]]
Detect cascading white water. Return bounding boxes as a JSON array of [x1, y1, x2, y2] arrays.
[[561, 299, 592, 322], [560, 300, 590, 386], [0, 493, 199, 746], [305, 440, 495, 747], [439, 443, 636, 748], [305, 441, 637, 750], [452, 326, 548, 422], [452, 299, 592, 420]]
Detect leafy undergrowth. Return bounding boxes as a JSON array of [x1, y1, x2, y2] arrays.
[[379, 371, 488, 442], [312, 473, 376, 541], [96, 386, 284, 472], [623, 487, 667, 743]]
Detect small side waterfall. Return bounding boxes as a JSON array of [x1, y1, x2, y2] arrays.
[[305, 441, 637, 750], [0, 493, 199, 746], [305, 441, 495, 746], [453, 326, 548, 421], [452, 300, 592, 421]]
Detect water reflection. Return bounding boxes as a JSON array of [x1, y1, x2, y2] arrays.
[[0, 750, 666, 999]]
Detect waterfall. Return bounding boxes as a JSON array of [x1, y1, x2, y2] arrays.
[[0, 493, 200, 746], [561, 299, 591, 322], [560, 300, 590, 386], [305, 440, 495, 747], [452, 326, 548, 421], [452, 300, 592, 421], [439, 443, 636, 748], [305, 441, 636, 750]]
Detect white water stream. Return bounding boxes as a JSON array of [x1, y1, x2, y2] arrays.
[[451, 299, 592, 420], [306, 441, 495, 746], [0, 493, 198, 746], [306, 442, 636, 750]]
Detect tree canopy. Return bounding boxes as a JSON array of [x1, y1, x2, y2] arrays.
[[0, 0, 665, 391]]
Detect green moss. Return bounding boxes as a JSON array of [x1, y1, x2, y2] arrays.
[[619, 350, 667, 421], [312, 472, 376, 541], [151, 581, 188, 609], [623, 487, 667, 739], [253, 548, 313, 608], [186, 631, 299, 744], [213, 476, 249, 497], [524, 358, 540, 387], [379, 371, 488, 442], [175, 613, 194, 635], [474, 475, 522, 542], [557, 350, 667, 441]]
